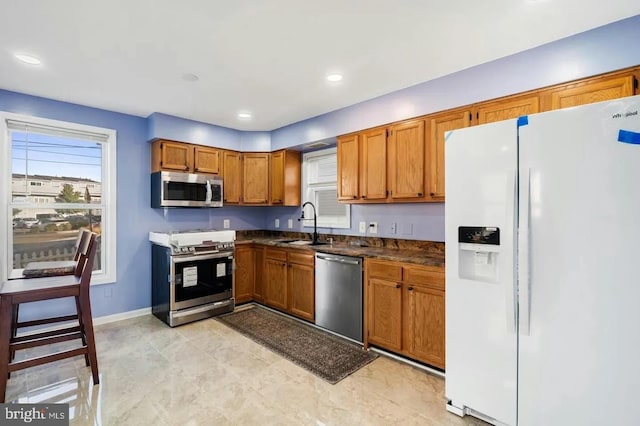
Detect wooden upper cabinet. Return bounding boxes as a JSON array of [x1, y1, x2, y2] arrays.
[[337, 134, 359, 201], [388, 120, 425, 199], [193, 146, 220, 174], [151, 140, 193, 172], [475, 94, 539, 125], [243, 153, 270, 204], [360, 127, 388, 200], [427, 109, 471, 200], [222, 151, 242, 204], [544, 75, 635, 111], [270, 150, 301, 206]]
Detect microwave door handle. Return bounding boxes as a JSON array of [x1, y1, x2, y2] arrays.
[[206, 180, 212, 204]]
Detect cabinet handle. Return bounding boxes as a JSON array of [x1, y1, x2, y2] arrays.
[[430, 192, 435, 197], [395, 283, 401, 289], [417, 193, 423, 197], [194, 167, 199, 172], [184, 164, 189, 171], [353, 195, 357, 199], [362, 195, 366, 199], [408, 286, 414, 291]]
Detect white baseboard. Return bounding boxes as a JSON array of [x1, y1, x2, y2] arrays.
[[93, 307, 151, 326]]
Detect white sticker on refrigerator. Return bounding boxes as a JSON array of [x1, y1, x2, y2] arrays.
[[183, 266, 198, 287], [217, 263, 226, 277]]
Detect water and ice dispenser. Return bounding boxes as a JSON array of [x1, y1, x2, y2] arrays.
[[458, 226, 500, 283]]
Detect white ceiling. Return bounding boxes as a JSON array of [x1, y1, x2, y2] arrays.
[[1, 1, 639, 131]]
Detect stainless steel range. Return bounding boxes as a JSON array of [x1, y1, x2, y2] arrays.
[[149, 230, 236, 327]]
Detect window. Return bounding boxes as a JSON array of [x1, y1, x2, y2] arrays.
[[302, 147, 350, 229], [0, 113, 117, 284]]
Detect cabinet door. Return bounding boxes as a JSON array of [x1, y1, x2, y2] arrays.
[[337, 134, 359, 201], [160, 141, 191, 171], [253, 246, 265, 302], [270, 151, 285, 205], [404, 284, 445, 369], [193, 146, 220, 174], [288, 262, 315, 321], [234, 246, 254, 304], [548, 75, 635, 110], [367, 278, 403, 351], [222, 151, 242, 204], [427, 109, 471, 200], [475, 94, 539, 125], [243, 153, 270, 204], [388, 120, 425, 199], [360, 127, 387, 200], [265, 258, 288, 310]]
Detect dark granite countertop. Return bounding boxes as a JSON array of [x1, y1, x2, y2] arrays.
[[236, 235, 445, 267]]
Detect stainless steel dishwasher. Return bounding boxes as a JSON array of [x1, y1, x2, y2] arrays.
[[315, 252, 363, 342]]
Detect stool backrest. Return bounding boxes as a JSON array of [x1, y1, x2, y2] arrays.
[[75, 231, 97, 279]]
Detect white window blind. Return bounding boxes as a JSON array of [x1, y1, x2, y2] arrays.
[[302, 147, 350, 229]]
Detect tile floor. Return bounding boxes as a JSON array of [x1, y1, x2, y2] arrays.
[[5, 311, 487, 425]]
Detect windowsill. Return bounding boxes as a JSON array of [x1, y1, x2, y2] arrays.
[[8, 269, 115, 286]]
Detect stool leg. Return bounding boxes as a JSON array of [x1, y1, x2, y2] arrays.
[[10, 305, 19, 361], [0, 297, 14, 402], [78, 293, 99, 385], [75, 296, 90, 367]]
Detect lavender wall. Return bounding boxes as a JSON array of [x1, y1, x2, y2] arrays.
[[1, 16, 639, 317]]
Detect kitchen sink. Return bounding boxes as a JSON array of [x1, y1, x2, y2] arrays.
[[286, 240, 328, 246]]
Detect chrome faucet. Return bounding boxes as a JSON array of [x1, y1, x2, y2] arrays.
[[299, 201, 319, 244]]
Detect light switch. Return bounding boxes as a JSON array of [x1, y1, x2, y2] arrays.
[[223, 219, 230, 229], [275, 219, 280, 228], [288, 219, 293, 228], [359, 221, 367, 234]]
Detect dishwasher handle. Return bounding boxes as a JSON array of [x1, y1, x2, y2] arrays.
[[316, 253, 361, 265]]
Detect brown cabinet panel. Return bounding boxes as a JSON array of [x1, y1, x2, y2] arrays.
[[405, 265, 445, 291], [270, 150, 301, 206], [367, 260, 402, 281], [367, 277, 403, 351], [243, 153, 270, 204], [234, 245, 254, 304], [337, 134, 359, 200], [288, 262, 315, 321], [404, 284, 445, 369], [265, 257, 288, 311], [548, 75, 635, 110], [288, 251, 314, 266], [152, 140, 192, 172], [427, 109, 471, 200], [360, 127, 387, 200], [253, 246, 265, 302], [222, 151, 242, 204], [388, 120, 425, 199], [193, 146, 220, 174], [476, 94, 539, 125]]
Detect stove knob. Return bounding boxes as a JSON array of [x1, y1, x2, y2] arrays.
[[189, 247, 195, 253]]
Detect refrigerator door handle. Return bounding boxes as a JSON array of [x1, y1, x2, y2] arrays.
[[506, 169, 517, 334], [519, 167, 532, 336]]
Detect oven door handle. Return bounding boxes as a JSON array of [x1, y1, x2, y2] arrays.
[[172, 252, 233, 263]]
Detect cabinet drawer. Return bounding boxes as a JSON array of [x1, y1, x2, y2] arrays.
[[288, 251, 314, 266], [266, 248, 287, 262], [405, 266, 444, 291], [367, 260, 402, 281]]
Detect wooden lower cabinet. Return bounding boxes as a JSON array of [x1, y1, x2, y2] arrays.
[[365, 259, 445, 369], [265, 250, 288, 310], [234, 245, 255, 304], [263, 247, 315, 322]]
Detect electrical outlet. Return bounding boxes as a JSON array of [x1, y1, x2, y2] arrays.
[[275, 219, 280, 228], [369, 222, 378, 234], [288, 219, 293, 228], [223, 219, 230, 229], [359, 221, 367, 234], [390, 222, 397, 234]]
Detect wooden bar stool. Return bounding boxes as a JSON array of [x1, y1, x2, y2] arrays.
[[0, 232, 100, 402]]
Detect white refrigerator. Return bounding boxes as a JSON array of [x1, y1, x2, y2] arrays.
[[445, 95, 640, 426]]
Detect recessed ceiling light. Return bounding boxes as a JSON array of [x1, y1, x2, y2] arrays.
[[14, 53, 42, 66], [237, 112, 252, 119], [326, 73, 343, 82], [182, 73, 199, 82]]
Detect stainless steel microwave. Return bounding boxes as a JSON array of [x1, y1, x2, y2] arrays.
[[151, 171, 223, 208]]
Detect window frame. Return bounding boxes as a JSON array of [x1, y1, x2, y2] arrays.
[[0, 112, 117, 285], [302, 147, 351, 229]]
